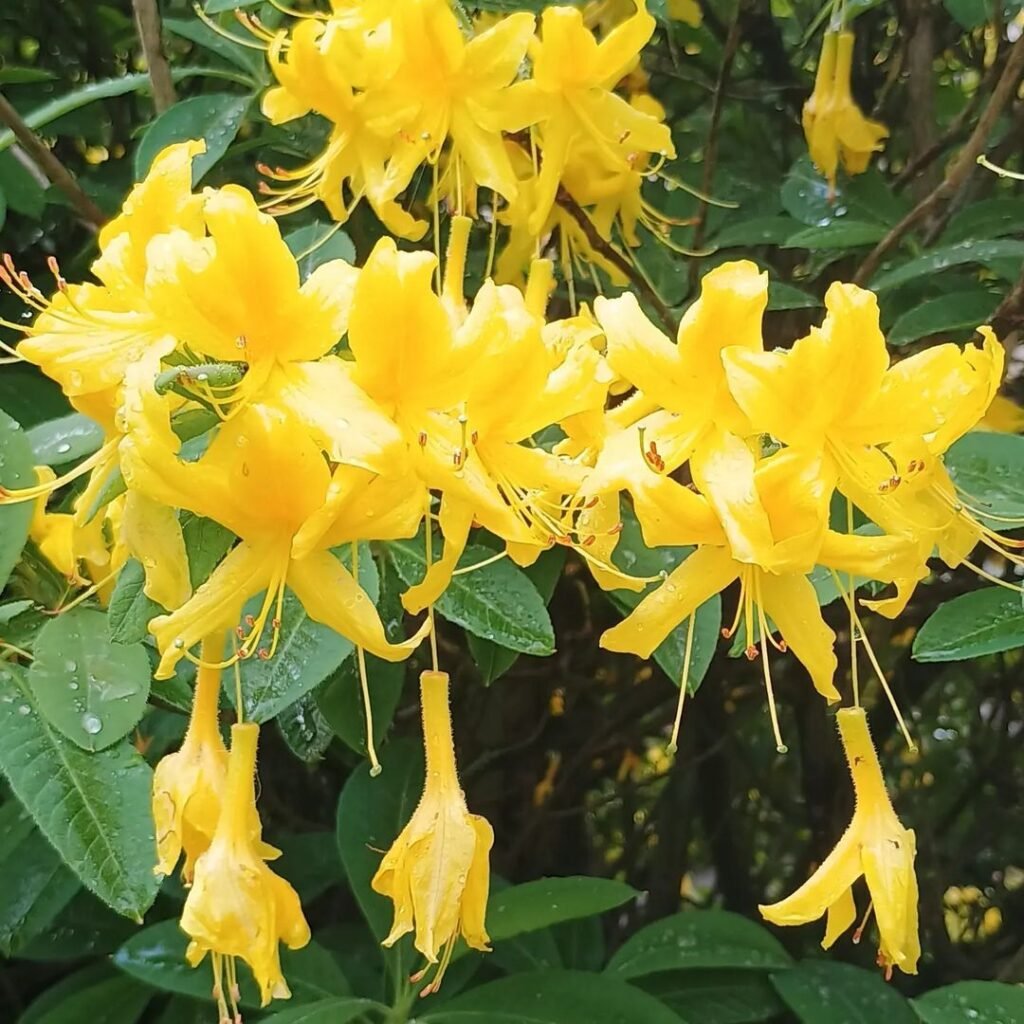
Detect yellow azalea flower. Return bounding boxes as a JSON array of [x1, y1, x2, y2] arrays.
[[587, 0, 701, 35], [600, 448, 924, 718], [668, 0, 702, 25], [120, 353, 428, 678], [504, 1, 675, 235], [979, 394, 1024, 433], [152, 633, 278, 881], [803, 31, 888, 195], [261, 15, 423, 238], [181, 722, 310, 1011], [592, 261, 774, 564], [760, 706, 920, 978], [372, 671, 493, 992], [29, 468, 83, 582], [372, 2, 535, 219], [722, 283, 1005, 610]]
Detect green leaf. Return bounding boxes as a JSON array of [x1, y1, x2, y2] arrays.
[[205, 0, 264, 11], [466, 547, 566, 683], [0, 665, 159, 919], [871, 240, 1024, 291], [134, 93, 251, 183], [553, 916, 604, 972], [239, 543, 378, 723], [0, 409, 34, 590], [0, 803, 80, 955], [108, 514, 235, 644], [888, 290, 999, 346], [914, 980, 1024, 1024], [945, 431, 1024, 524], [771, 960, 917, 1024], [767, 282, 821, 310], [943, 0, 992, 29], [29, 607, 150, 750], [487, 877, 638, 943], [0, 149, 46, 216], [388, 537, 555, 655], [259, 999, 390, 1024], [913, 587, 1024, 662], [284, 221, 357, 281], [336, 738, 424, 939], [114, 921, 350, 1007], [427, 970, 687, 1024], [0, 69, 254, 156], [278, 691, 335, 761], [781, 158, 906, 229], [636, 969, 785, 1024], [784, 220, 886, 249], [942, 198, 1024, 244], [19, 971, 153, 1024], [273, 831, 344, 904], [714, 217, 801, 247], [25, 412, 104, 466], [17, 889, 137, 961], [606, 910, 792, 978], [318, 559, 405, 754], [164, 17, 264, 77]]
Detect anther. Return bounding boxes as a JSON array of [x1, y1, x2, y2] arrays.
[[744, 645, 759, 661], [777, 639, 788, 652], [584, 496, 600, 509], [257, 647, 269, 660], [608, 522, 624, 535], [244, 614, 255, 627], [582, 534, 596, 547], [418, 430, 428, 447]]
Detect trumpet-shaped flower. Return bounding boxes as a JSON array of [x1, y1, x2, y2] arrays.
[[803, 31, 888, 194], [759, 706, 920, 977], [372, 671, 493, 992], [504, 1, 675, 235], [120, 352, 427, 678], [181, 722, 310, 1010]]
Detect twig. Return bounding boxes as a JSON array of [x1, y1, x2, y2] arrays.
[[688, 4, 743, 291], [990, 265, 1024, 340], [557, 191, 677, 335], [132, 0, 177, 114], [904, 0, 938, 199], [853, 35, 1024, 286], [0, 91, 105, 228]]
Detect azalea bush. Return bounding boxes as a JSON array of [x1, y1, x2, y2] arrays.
[[1, 1, 1024, 1023]]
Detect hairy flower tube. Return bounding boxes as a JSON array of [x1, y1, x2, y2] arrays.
[[181, 722, 311, 1011], [760, 707, 920, 978], [372, 671, 493, 993]]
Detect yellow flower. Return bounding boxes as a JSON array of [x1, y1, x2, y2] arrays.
[[504, 1, 675, 235], [120, 354, 427, 678], [29, 468, 83, 583], [759, 706, 920, 978], [592, 261, 773, 564], [181, 722, 310, 1010], [587, 0, 701, 34], [373, 2, 536, 218], [372, 671, 493, 992], [803, 31, 888, 194], [722, 283, 1005, 611]]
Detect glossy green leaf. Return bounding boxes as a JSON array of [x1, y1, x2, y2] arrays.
[[205, 0, 264, 11], [336, 739, 424, 939], [784, 220, 886, 249], [164, 17, 264, 77], [714, 217, 801, 247], [913, 587, 1024, 662], [467, 547, 566, 683], [943, 0, 992, 29], [113, 921, 350, 1006], [29, 607, 150, 750], [17, 889, 137, 962], [780, 158, 905, 229], [771, 960, 917, 1024], [0, 409, 34, 590], [273, 832, 344, 904], [0, 665, 159, 919], [889, 290, 999, 346], [946, 431, 1024, 524], [284, 221, 357, 281], [552, 915, 605, 972], [913, 980, 1024, 1024], [427, 970, 687, 1024], [258, 999, 389, 1024], [606, 910, 792, 978], [942, 198, 1024, 244], [108, 514, 234, 645], [388, 537, 555, 655], [239, 544, 378, 723], [871, 240, 1024, 292], [26, 412, 104, 466], [488, 877, 638, 943], [278, 691, 335, 761], [767, 282, 821, 310], [636, 969, 785, 1024], [0, 149, 46, 216], [0, 803, 80, 955], [134, 93, 251, 183], [20, 971, 153, 1024]]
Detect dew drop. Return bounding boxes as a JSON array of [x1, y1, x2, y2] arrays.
[[81, 713, 103, 736], [17, 704, 31, 716], [56, 442, 72, 455]]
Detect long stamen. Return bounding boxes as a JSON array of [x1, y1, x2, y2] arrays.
[[754, 575, 787, 753], [667, 611, 695, 755], [0, 440, 117, 503], [847, 499, 860, 708], [424, 494, 440, 672]]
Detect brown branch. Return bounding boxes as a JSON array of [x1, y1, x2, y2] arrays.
[[853, 35, 1024, 286], [0, 92, 105, 229], [688, 3, 744, 291], [557, 191, 677, 336], [904, 0, 939, 199], [990, 266, 1024, 340], [132, 0, 177, 114]]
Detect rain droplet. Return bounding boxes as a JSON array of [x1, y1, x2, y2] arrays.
[[81, 713, 103, 736], [56, 442, 72, 455], [17, 704, 31, 716]]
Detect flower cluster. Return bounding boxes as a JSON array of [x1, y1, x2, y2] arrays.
[[245, 0, 679, 286]]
